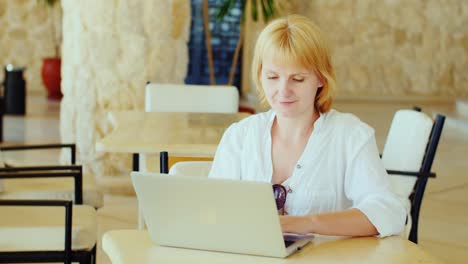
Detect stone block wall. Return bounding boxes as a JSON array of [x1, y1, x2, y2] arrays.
[[0, 0, 61, 94], [60, 0, 190, 178], [242, 0, 468, 99]]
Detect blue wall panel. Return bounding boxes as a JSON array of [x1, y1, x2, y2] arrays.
[[185, 0, 243, 94]]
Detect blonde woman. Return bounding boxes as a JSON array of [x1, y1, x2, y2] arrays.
[[209, 15, 405, 237]]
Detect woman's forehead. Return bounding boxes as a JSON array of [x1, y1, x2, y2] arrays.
[[262, 49, 311, 70], [262, 56, 313, 74]]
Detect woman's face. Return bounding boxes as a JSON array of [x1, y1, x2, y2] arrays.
[[261, 60, 322, 118]]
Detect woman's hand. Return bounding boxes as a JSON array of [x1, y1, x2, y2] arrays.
[[280, 209, 379, 236], [279, 215, 315, 234]]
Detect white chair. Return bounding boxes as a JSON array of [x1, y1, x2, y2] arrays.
[[0, 199, 97, 264], [382, 109, 445, 243], [0, 146, 98, 263], [169, 161, 213, 177], [145, 83, 239, 113], [142, 83, 239, 173]]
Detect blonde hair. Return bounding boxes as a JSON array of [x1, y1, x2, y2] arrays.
[[252, 14, 336, 113]]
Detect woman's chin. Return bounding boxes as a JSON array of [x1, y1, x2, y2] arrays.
[[274, 108, 300, 118]]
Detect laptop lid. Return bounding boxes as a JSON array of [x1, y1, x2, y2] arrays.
[[131, 172, 310, 258]]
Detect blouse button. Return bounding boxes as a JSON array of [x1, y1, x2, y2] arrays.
[[296, 164, 302, 169]]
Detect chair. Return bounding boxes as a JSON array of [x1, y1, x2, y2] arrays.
[[382, 109, 445, 244], [0, 143, 103, 208], [169, 160, 213, 177], [0, 171, 97, 263], [143, 83, 239, 170], [145, 83, 239, 113]]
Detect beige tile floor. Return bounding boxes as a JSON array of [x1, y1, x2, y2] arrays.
[[2, 95, 467, 263]]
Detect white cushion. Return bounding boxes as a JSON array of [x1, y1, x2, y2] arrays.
[[169, 161, 213, 177], [0, 205, 96, 251], [0, 176, 103, 208], [382, 110, 433, 199], [145, 83, 239, 113]]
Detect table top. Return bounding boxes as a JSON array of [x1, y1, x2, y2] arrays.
[[96, 111, 250, 157], [102, 230, 443, 264]]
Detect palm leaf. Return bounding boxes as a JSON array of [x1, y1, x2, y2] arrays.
[[216, 0, 277, 23], [251, 0, 259, 21], [216, 0, 236, 20]]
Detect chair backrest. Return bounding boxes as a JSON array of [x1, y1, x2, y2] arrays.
[[382, 109, 445, 243], [382, 110, 433, 198], [168, 161, 213, 177], [145, 83, 239, 113]]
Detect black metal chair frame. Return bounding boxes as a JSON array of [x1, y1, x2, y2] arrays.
[[0, 144, 96, 263], [0, 143, 76, 165], [385, 113, 445, 244]]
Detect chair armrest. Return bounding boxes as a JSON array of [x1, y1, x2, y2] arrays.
[[0, 165, 81, 172], [0, 144, 76, 165], [0, 199, 73, 264], [386, 169, 436, 178], [0, 165, 83, 205]]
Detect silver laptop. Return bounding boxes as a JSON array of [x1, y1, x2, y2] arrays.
[[131, 172, 314, 258]]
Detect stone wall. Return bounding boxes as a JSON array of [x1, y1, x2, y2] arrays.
[[0, 0, 61, 94], [242, 0, 468, 99], [60, 0, 190, 179]]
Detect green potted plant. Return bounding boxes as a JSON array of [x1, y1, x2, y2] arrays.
[[38, 0, 62, 100]]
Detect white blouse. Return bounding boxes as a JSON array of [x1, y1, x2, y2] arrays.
[[209, 109, 406, 237]]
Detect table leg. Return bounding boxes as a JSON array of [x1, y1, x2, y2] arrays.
[[137, 153, 148, 229]]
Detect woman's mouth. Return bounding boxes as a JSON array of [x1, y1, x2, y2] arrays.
[[279, 101, 296, 106]]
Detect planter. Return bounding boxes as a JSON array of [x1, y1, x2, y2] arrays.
[[41, 57, 62, 100]]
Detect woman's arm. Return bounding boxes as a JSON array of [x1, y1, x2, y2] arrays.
[[280, 208, 378, 236]]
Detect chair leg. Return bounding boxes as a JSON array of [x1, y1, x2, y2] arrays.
[[409, 224, 418, 244], [79, 247, 95, 264], [80, 255, 92, 264], [92, 246, 97, 264]]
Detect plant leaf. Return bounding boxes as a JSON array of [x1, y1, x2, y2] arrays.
[[216, 0, 236, 20], [251, 0, 258, 22], [265, 0, 276, 20], [260, 0, 267, 22], [240, 0, 247, 23]]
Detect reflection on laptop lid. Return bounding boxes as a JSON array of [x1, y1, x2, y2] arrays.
[[131, 172, 313, 258]]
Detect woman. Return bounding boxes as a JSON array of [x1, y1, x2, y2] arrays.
[[209, 15, 406, 237]]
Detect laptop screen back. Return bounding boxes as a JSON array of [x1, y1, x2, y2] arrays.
[[131, 172, 289, 257]]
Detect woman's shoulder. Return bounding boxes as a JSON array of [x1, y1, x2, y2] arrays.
[[325, 109, 375, 138]]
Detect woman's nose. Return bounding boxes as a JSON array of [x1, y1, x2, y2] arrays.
[[278, 80, 292, 97]]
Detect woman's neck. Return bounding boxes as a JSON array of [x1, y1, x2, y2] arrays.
[[273, 109, 320, 143]]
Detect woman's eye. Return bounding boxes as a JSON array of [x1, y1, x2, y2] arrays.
[[267, 76, 278, 80], [293, 78, 304, 82]]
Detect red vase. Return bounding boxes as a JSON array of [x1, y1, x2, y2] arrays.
[[41, 57, 62, 100]]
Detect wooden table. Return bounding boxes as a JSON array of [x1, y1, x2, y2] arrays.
[[96, 111, 250, 228], [96, 111, 250, 157], [102, 230, 443, 264]]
